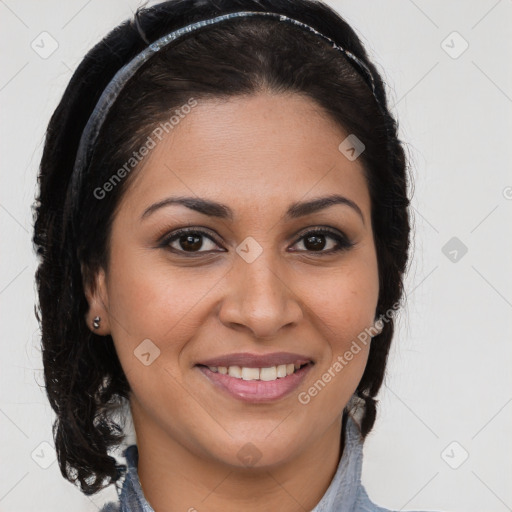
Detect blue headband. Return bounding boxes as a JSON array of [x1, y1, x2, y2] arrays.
[[68, 10, 377, 219]]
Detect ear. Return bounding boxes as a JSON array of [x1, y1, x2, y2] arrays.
[[82, 262, 111, 335]]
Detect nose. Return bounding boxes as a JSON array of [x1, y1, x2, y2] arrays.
[[218, 252, 304, 340]]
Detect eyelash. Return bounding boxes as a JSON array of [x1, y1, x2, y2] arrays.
[[160, 226, 354, 256]]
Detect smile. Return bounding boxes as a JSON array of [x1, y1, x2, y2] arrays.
[[195, 352, 314, 403], [203, 362, 307, 381]]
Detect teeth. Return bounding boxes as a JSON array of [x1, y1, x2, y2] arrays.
[[276, 364, 287, 378], [241, 367, 259, 380], [206, 363, 305, 381], [260, 366, 277, 381], [228, 365, 242, 378]]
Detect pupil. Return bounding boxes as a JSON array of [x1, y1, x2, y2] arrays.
[[180, 234, 202, 251], [305, 234, 325, 251]]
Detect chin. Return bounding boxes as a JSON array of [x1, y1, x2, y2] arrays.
[[203, 426, 308, 470]]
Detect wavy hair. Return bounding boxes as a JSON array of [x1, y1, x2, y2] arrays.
[[32, 0, 411, 496]]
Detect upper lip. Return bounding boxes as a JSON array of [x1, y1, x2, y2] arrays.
[[196, 352, 314, 368]]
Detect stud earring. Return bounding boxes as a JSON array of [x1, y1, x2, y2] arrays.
[[93, 316, 101, 329]]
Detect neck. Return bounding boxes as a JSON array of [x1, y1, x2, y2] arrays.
[[133, 410, 345, 512]]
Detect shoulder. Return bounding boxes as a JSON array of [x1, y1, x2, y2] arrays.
[[98, 502, 120, 512], [354, 461, 441, 512], [355, 484, 395, 511], [356, 484, 442, 512], [97, 445, 135, 512]]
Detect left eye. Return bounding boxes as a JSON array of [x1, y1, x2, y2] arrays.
[[290, 229, 352, 253]]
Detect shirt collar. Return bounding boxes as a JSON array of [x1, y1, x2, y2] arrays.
[[116, 413, 364, 512]]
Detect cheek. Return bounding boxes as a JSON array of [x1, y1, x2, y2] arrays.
[[298, 258, 379, 341], [295, 264, 376, 413], [105, 247, 227, 375]]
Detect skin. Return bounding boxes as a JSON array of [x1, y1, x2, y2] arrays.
[[84, 92, 380, 512]]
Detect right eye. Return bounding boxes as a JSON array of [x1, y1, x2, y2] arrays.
[[162, 228, 224, 255]]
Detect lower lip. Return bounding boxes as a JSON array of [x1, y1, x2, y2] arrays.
[[196, 364, 313, 403]]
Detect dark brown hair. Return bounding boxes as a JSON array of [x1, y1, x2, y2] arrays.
[[32, 0, 411, 496]]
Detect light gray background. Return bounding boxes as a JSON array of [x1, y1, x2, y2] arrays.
[[1, 1, 511, 511]]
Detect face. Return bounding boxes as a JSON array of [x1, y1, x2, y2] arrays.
[[85, 92, 379, 469]]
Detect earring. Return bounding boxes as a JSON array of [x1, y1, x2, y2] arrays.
[[93, 316, 101, 329]]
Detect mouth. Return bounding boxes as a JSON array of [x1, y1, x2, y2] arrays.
[[196, 361, 310, 380], [195, 352, 314, 403]]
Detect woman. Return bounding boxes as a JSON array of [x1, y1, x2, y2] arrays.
[[32, 0, 434, 510]]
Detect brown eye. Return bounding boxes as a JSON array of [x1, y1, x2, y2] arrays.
[[303, 233, 328, 251], [161, 227, 353, 257], [177, 233, 204, 252], [163, 229, 222, 254], [291, 228, 354, 254]]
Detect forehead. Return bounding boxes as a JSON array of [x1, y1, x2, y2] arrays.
[[118, 92, 370, 217]]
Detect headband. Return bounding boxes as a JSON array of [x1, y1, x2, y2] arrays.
[[68, 10, 378, 223]]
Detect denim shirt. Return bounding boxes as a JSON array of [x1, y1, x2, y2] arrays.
[[100, 414, 434, 512]]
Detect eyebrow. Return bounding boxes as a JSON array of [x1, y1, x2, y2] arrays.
[[140, 194, 365, 224]]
